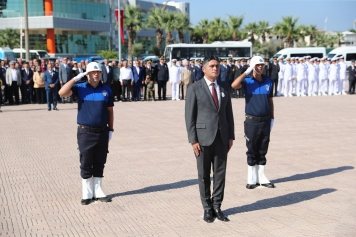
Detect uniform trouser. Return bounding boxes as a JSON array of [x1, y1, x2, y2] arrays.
[[329, 79, 339, 95], [21, 83, 33, 103], [277, 78, 284, 94], [113, 81, 122, 100], [180, 83, 184, 99], [133, 82, 142, 100], [307, 78, 317, 95], [349, 80, 355, 94], [319, 78, 326, 94], [196, 130, 228, 211], [272, 79, 278, 96], [244, 118, 271, 166], [157, 80, 167, 99], [238, 87, 245, 98], [46, 88, 57, 109], [296, 79, 307, 96], [78, 126, 109, 179], [35, 88, 45, 104], [339, 79, 346, 93], [142, 84, 147, 100], [122, 79, 132, 100], [9, 81, 20, 105], [171, 82, 179, 100], [285, 79, 293, 95]]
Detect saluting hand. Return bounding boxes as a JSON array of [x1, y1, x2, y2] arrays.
[[191, 142, 201, 156]]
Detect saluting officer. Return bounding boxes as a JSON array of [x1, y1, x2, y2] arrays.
[[231, 56, 275, 189], [195, 59, 204, 82], [59, 62, 114, 205]]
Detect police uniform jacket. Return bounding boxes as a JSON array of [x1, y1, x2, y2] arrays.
[[228, 64, 236, 82], [154, 63, 169, 82], [145, 66, 155, 80], [195, 65, 204, 81], [189, 66, 196, 82], [218, 64, 230, 83], [348, 65, 356, 81], [269, 63, 280, 80]]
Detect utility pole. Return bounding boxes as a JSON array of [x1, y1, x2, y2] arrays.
[[23, 0, 29, 61], [118, 0, 121, 61]]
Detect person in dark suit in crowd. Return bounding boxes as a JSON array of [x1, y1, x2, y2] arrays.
[[21, 62, 34, 104], [189, 59, 197, 83], [195, 59, 204, 82], [233, 59, 242, 98], [131, 60, 146, 101], [238, 58, 248, 98], [348, 59, 356, 94], [185, 55, 235, 223], [269, 57, 280, 96], [44, 64, 59, 111], [59, 57, 72, 103], [101, 58, 113, 87], [262, 58, 271, 77], [227, 58, 236, 97], [154, 56, 169, 100]]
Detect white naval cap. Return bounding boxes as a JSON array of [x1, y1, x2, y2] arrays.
[[310, 58, 315, 62], [306, 56, 311, 59]]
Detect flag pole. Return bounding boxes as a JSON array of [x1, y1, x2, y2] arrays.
[[118, 0, 121, 62]]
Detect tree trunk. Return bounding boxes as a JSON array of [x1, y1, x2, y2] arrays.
[[203, 31, 208, 44], [156, 28, 163, 55], [178, 31, 184, 43], [166, 31, 174, 45], [128, 25, 136, 61]]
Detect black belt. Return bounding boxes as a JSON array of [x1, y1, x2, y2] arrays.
[[78, 125, 107, 133], [245, 114, 270, 122]]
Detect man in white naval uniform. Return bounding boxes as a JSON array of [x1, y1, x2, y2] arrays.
[[325, 58, 331, 95], [277, 57, 285, 96], [283, 58, 294, 97], [307, 58, 317, 96], [314, 58, 320, 95], [328, 58, 339, 95], [318, 58, 327, 96], [291, 57, 297, 94], [296, 57, 307, 96], [338, 56, 347, 95], [169, 59, 180, 100]]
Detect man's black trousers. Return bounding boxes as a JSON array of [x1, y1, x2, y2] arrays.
[[196, 130, 228, 211], [78, 126, 109, 179], [157, 80, 167, 100], [244, 118, 271, 166]]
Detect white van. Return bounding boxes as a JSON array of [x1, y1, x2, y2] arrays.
[[13, 48, 50, 60], [327, 47, 356, 67], [0, 47, 15, 61], [273, 47, 326, 60]]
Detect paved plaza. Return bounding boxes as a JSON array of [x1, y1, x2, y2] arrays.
[[0, 89, 355, 236]]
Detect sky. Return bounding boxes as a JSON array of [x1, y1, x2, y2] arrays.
[[157, 0, 356, 32]]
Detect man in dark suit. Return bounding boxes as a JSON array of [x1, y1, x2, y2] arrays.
[[21, 62, 34, 104], [269, 57, 280, 96], [59, 57, 72, 103], [262, 58, 271, 77], [101, 58, 113, 87], [44, 64, 59, 111], [195, 59, 204, 82], [185, 55, 235, 223], [189, 59, 197, 83], [227, 58, 236, 98], [154, 56, 169, 100], [131, 60, 146, 101], [348, 59, 356, 94]]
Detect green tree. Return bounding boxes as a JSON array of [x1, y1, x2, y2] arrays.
[[147, 2, 169, 55], [132, 43, 144, 58], [98, 50, 118, 59], [175, 12, 190, 43], [162, 11, 177, 45], [227, 15, 244, 41], [208, 17, 229, 42], [257, 20, 271, 44], [243, 22, 259, 46], [196, 19, 210, 43], [0, 28, 20, 49], [336, 32, 344, 47], [274, 16, 300, 48], [124, 5, 146, 60]]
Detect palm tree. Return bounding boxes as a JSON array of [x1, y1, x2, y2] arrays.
[[175, 12, 190, 43], [208, 17, 229, 42], [274, 16, 300, 48], [336, 32, 344, 47], [257, 20, 271, 44], [147, 2, 169, 55], [124, 5, 146, 60], [0, 28, 20, 49], [196, 19, 210, 43], [243, 22, 259, 46], [227, 15, 244, 41], [162, 11, 177, 45], [306, 25, 317, 45]]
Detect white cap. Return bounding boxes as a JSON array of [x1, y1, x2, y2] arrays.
[[86, 62, 102, 73], [250, 56, 265, 65]]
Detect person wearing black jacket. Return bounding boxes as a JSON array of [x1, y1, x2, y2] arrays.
[[269, 57, 280, 96], [348, 59, 356, 94], [154, 56, 169, 100]]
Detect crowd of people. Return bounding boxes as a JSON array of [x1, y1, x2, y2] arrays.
[[1, 54, 355, 111]]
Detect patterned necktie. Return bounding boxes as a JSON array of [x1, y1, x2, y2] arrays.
[[210, 83, 219, 109]]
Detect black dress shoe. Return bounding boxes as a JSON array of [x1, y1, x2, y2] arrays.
[[48, 108, 51, 111], [213, 208, 230, 222], [246, 184, 257, 189], [53, 108, 59, 111], [81, 199, 93, 205], [261, 183, 275, 188], [203, 209, 215, 223], [94, 196, 112, 202]]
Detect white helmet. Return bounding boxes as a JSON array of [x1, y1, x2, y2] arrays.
[[250, 56, 265, 66], [86, 62, 102, 73]]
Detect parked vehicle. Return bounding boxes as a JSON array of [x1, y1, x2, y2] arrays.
[[13, 48, 49, 60], [327, 47, 356, 67], [273, 47, 326, 60], [0, 47, 15, 61], [73, 55, 104, 63]]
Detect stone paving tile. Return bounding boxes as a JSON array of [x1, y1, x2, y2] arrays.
[[0, 93, 355, 236]]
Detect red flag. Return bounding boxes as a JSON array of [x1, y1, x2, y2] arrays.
[[114, 9, 125, 45]]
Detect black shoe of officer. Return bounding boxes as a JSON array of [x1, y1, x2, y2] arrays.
[[213, 208, 230, 222], [81, 199, 93, 205], [261, 183, 275, 188], [94, 196, 112, 202], [203, 209, 215, 223], [246, 184, 257, 189]]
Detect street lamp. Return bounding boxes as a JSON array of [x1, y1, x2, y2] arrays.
[[23, 0, 29, 61]]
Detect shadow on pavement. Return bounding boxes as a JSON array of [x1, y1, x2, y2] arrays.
[[2, 107, 77, 112], [110, 178, 199, 198], [225, 188, 336, 216], [271, 166, 354, 184]]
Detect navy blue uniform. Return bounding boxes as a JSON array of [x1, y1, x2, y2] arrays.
[[72, 82, 114, 179], [242, 75, 273, 166], [195, 65, 204, 82]]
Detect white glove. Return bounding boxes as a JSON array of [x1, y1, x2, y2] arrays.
[[270, 119, 274, 131], [245, 64, 255, 75], [1, 85, 4, 90], [73, 72, 88, 82], [108, 131, 113, 142]]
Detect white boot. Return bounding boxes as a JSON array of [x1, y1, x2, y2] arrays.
[[246, 165, 257, 189], [81, 177, 94, 205], [257, 165, 275, 188], [93, 177, 112, 202]]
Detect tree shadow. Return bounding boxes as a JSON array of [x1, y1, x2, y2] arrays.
[[225, 188, 336, 216], [110, 178, 199, 198], [271, 166, 354, 184]]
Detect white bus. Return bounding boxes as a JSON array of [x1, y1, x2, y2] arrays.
[[163, 41, 252, 66]]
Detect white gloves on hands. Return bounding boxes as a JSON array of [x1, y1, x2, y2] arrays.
[[270, 119, 274, 131], [108, 131, 113, 142], [245, 63, 255, 75], [73, 72, 88, 82]]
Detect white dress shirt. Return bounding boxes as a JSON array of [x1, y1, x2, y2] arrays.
[[11, 69, 18, 81], [119, 67, 133, 82]]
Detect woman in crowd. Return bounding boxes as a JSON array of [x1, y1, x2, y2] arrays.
[[33, 66, 45, 104]]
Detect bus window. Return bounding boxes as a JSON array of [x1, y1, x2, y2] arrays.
[[346, 53, 356, 61]]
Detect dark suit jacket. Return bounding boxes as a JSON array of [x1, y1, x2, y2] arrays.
[[218, 65, 230, 84], [185, 79, 235, 146], [59, 64, 72, 83], [234, 65, 242, 79], [21, 69, 33, 84], [195, 65, 204, 81], [145, 66, 155, 79], [132, 66, 146, 83], [348, 65, 356, 81], [189, 66, 196, 83], [44, 70, 59, 90], [228, 64, 236, 82], [269, 63, 280, 80], [101, 64, 113, 85], [154, 63, 169, 82]]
